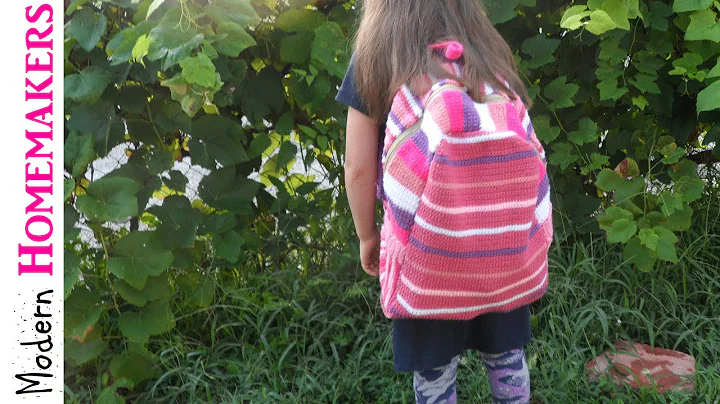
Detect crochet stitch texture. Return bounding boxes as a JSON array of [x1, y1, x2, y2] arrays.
[[378, 63, 553, 320]]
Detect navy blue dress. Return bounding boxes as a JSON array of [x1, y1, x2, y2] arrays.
[[335, 57, 532, 372]]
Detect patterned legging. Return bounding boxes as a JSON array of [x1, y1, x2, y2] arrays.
[[412, 349, 530, 404]]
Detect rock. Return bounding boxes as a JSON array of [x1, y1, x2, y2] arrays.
[[586, 340, 695, 393]]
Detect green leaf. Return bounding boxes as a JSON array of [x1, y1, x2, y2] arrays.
[[146, 0, 166, 18], [179, 53, 217, 88], [205, 0, 261, 28], [97, 382, 130, 404], [106, 21, 158, 65], [595, 168, 626, 191], [521, 35, 561, 68], [586, 10, 618, 35], [674, 176, 705, 201], [64, 131, 95, 178], [629, 73, 661, 94], [109, 351, 158, 389], [65, 287, 103, 340], [200, 212, 236, 235], [599, 39, 628, 63], [653, 226, 680, 262], [215, 21, 256, 57], [697, 80, 720, 113], [708, 57, 720, 78], [649, 1, 673, 31], [561, 5, 591, 30], [549, 142, 580, 170], [602, 216, 638, 244], [602, 0, 631, 30], [685, 10, 720, 42], [532, 116, 561, 143], [114, 275, 172, 307], [187, 277, 216, 308], [639, 228, 660, 250], [661, 147, 686, 164], [147, 196, 201, 249], [248, 134, 273, 159], [64, 178, 76, 201], [673, 0, 714, 12], [276, 9, 326, 32], [132, 34, 151, 62], [669, 52, 704, 75], [276, 141, 298, 172], [659, 190, 684, 216], [214, 230, 245, 263], [615, 177, 646, 203], [66, 8, 107, 51], [117, 300, 175, 343], [199, 167, 260, 212], [597, 207, 638, 244], [163, 171, 188, 193], [483, 0, 520, 24], [587, 153, 610, 172], [597, 77, 629, 101], [65, 327, 107, 366], [668, 159, 699, 180], [188, 115, 249, 169], [568, 118, 599, 145], [544, 76, 579, 109], [65, 204, 81, 242], [317, 135, 329, 151], [665, 204, 693, 231], [64, 249, 80, 299], [311, 22, 348, 79], [107, 231, 174, 289], [275, 112, 295, 136], [627, 0, 642, 19], [632, 96, 649, 110], [624, 236, 657, 271], [236, 68, 286, 123], [280, 34, 312, 64], [76, 176, 141, 222], [147, 14, 204, 69], [65, 67, 113, 103], [67, 101, 119, 157]]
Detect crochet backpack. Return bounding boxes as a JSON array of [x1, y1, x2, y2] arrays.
[[377, 53, 553, 320]]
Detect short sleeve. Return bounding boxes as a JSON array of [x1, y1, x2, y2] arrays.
[[335, 54, 370, 115]]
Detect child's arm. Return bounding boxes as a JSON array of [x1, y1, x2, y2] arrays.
[[344, 107, 381, 275]]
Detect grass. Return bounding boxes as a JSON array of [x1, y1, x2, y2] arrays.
[[65, 198, 720, 403]]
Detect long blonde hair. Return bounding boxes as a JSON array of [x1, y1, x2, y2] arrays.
[[353, 0, 531, 122]]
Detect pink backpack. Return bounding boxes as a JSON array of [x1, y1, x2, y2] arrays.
[[378, 56, 553, 320]]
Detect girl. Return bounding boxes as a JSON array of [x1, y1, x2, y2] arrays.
[[337, 1, 544, 403]]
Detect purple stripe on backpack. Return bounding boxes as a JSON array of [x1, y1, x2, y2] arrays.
[[389, 110, 406, 132], [413, 131, 430, 160], [388, 200, 416, 230], [537, 174, 550, 203], [435, 150, 537, 167], [409, 237, 528, 258], [463, 93, 479, 132]]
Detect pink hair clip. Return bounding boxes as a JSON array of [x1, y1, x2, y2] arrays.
[[429, 41, 464, 60]]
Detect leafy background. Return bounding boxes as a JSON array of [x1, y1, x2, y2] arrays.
[[63, 0, 719, 402]]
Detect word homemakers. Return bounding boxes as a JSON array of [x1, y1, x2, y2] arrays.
[[15, 2, 56, 397]]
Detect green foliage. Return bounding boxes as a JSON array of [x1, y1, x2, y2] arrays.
[[64, 0, 718, 401]]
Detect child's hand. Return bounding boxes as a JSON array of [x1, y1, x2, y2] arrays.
[[359, 229, 380, 277]]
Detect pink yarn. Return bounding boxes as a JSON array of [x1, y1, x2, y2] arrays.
[[429, 41, 464, 60]]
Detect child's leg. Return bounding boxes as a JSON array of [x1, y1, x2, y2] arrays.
[[413, 356, 459, 404], [479, 348, 530, 404]]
